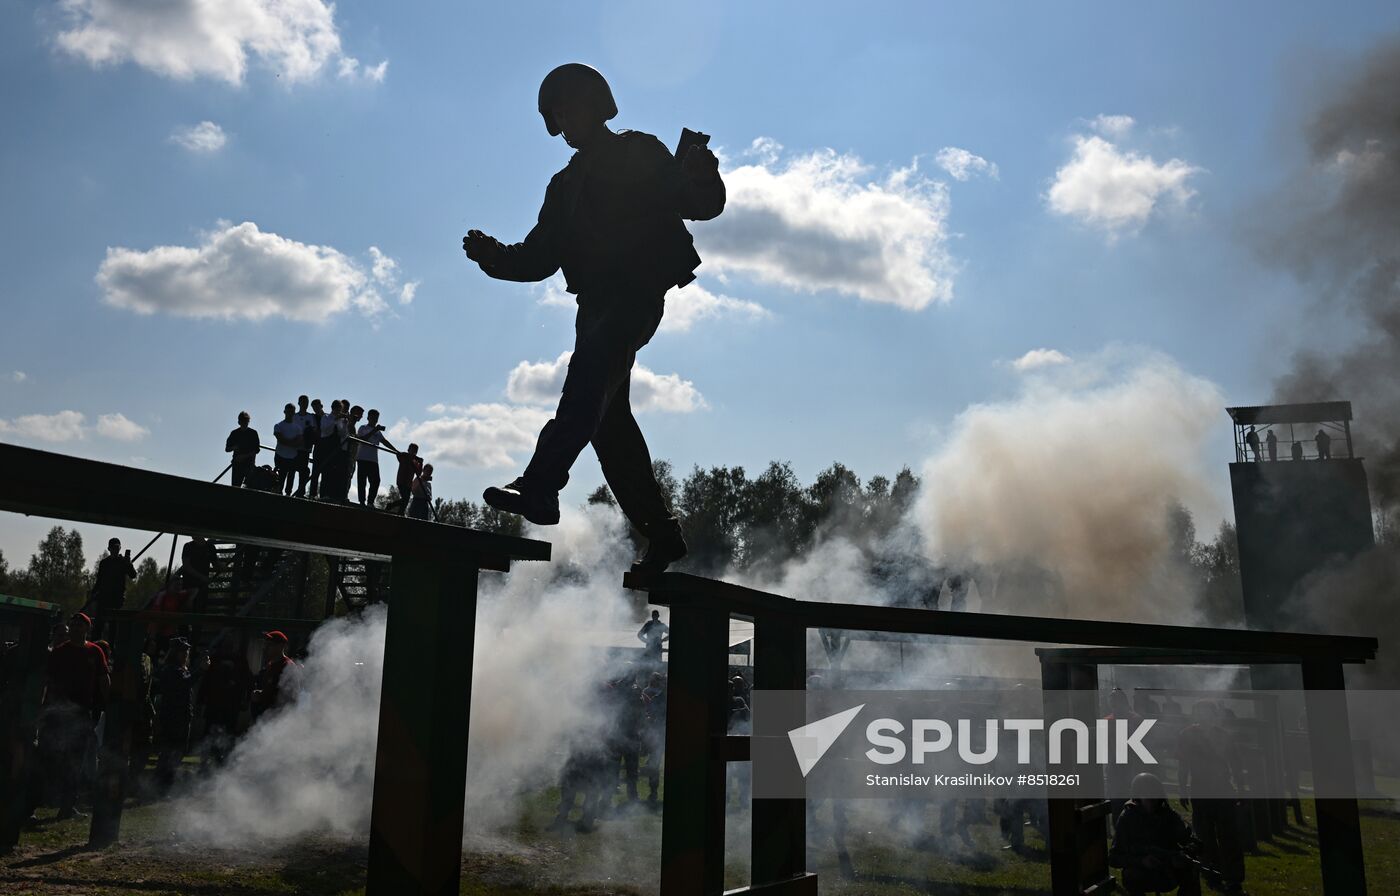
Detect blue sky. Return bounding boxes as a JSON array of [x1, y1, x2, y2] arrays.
[[3, 0, 1399, 564]]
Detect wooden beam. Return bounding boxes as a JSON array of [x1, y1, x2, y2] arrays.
[[625, 572, 1375, 661], [0, 442, 550, 566]]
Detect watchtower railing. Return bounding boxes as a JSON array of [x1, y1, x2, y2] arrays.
[[624, 571, 1377, 896]]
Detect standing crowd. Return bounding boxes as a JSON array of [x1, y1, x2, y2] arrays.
[[223, 395, 435, 519], [19, 599, 302, 824]]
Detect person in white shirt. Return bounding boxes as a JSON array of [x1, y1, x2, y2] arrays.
[[356, 408, 386, 507], [272, 403, 303, 496]]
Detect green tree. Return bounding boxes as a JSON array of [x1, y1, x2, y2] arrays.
[[1192, 521, 1244, 627], [678, 465, 750, 574], [740, 461, 811, 571], [27, 526, 90, 611]]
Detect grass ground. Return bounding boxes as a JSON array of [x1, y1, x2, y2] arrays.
[[4, 787, 1400, 895]]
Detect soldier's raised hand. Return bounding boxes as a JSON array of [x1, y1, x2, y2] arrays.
[[462, 229, 502, 266], [682, 144, 719, 178]]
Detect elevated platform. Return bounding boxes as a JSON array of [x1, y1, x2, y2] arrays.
[[0, 442, 549, 568], [0, 441, 550, 896], [625, 570, 1376, 896]]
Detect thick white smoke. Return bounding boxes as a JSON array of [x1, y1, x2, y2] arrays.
[[179, 501, 642, 845], [915, 349, 1225, 623]]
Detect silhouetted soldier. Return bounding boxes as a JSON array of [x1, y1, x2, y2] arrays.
[[356, 408, 386, 506], [225, 411, 260, 487], [154, 637, 203, 792], [463, 62, 724, 572], [395, 443, 423, 515], [637, 609, 669, 663], [1291, 440, 1304, 461], [273, 403, 302, 495], [1109, 773, 1203, 896], [199, 640, 251, 769], [1177, 701, 1245, 893], [1315, 428, 1332, 460], [1265, 429, 1278, 462], [181, 535, 214, 612], [1105, 687, 1146, 823], [87, 537, 135, 640], [1244, 427, 1261, 462], [38, 613, 108, 820], [640, 671, 665, 806]]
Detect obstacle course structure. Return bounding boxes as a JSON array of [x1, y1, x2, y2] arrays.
[[0, 442, 549, 896], [624, 571, 1376, 896]]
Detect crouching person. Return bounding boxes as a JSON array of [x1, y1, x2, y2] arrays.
[[1110, 773, 1202, 896]]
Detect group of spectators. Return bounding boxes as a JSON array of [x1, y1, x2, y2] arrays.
[[223, 395, 435, 519], [20, 604, 301, 823]]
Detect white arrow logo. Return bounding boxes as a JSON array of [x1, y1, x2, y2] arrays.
[[788, 704, 865, 777]]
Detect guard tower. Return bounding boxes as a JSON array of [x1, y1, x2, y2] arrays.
[[1227, 401, 1374, 633]]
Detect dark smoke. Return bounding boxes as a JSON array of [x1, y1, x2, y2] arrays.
[[1262, 38, 1400, 509]]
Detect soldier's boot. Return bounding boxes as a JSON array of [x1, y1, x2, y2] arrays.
[[632, 519, 687, 573], [483, 478, 560, 526]]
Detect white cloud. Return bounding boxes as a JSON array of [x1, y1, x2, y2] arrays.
[[1011, 348, 1071, 372], [661, 282, 770, 333], [53, 0, 385, 86], [1090, 114, 1135, 139], [10, 371, 26, 383], [1046, 133, 1199, 235], [399, 403, 551, 470], [0, 409, 151, 443], [505, 352, 707, 413], [170, 120, 226, 153], [95, 412, 149, 441], [368, 245, 418, 305], [97, 222, 413, 322], [697, 139, 955, 310], [0, 411, 87, 442], [935, 147, 999, 181]]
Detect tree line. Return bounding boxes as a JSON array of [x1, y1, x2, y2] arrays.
[[0, 459, 1245, 622]]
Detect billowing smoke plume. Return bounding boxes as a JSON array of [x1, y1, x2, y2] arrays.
[[1260, 38, 1400, 508], [914, 350, 1224, 624], [180, 503, 643, 845], [1254, 38, 1400, 686]]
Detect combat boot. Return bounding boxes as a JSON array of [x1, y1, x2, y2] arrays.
[[483, 478, 560, 525], [632, 519, 687, 573]]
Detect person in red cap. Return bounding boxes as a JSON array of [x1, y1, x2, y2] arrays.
[[251, 631, 299, 719], [38, 613, 110, 819]]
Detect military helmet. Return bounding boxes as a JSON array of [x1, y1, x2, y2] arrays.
[[538, 63, 617, 136]]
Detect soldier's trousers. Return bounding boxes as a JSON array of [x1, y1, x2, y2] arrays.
[[522, 289, 676, 533]]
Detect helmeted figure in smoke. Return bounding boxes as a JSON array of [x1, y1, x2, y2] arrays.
[[463, 63, 726, 573]]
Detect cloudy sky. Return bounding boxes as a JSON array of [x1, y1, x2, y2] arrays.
[[2, 1, 1398, 563]]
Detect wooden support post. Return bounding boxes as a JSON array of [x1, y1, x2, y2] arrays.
[[1041, 660, 1108, 896], [366, 555, 480, 896], [1301, 661, 1367, 896], [660, 601, 731, 896], [89, 619, 146, 847], [2, 613, 53, 852], [751, 612, 807, 887]]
